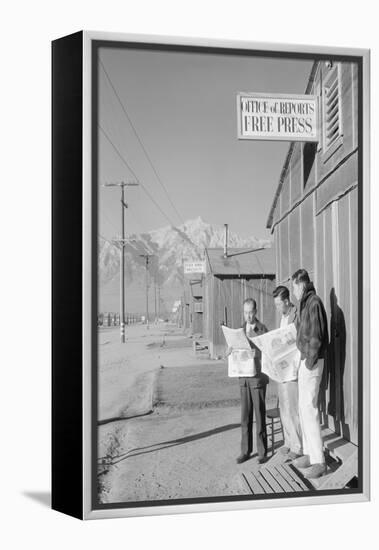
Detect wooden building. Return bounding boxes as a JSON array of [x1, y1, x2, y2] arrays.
[[189, 278, 204, 336], [180, 284, 191, 331], [266, 60, 359, 445], [203, 248, 276, 360]]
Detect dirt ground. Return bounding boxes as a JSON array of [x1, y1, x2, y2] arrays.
[[98, 323, 281, 504]]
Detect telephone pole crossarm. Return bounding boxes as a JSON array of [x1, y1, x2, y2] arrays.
[[102, 181, 139, 343]]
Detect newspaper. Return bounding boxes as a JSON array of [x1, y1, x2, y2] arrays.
[[221, 326, 257, 377], [249, 323, 300, 383]]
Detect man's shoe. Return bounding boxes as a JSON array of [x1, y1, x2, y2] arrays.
[[293, 454, 311, 468], [236, 454, 249, 464], [304, 463, 326, 479], [288, 451, 302, 460], [257, 456, 268, 464], [279, 446, 290, 455]]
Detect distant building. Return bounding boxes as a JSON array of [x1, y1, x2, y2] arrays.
[[266, 60, 359, 444], [203, 247, 276, 360], [189, 278, 203, 336]]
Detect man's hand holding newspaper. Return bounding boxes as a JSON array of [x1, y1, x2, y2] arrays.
[[221, 326, 257, 377], [248, 323, 300, 383]]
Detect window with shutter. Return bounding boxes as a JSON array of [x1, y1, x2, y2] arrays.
[[322, 64, 343, 155]]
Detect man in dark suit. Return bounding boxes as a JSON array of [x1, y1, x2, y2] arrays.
[[228, 298, 269, 464]]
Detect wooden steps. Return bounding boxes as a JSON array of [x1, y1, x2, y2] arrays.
[[240, 428, 358, 494], [315, 428, 358, 490], [241, 461, 313, 495]]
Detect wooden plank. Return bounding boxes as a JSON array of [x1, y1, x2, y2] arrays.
[[321, 426, 358, 464], [317, 452, 358, 490], [352, 64, 358, 149], [310, 469, 335, 490], [324, 206, 339, 432], [255, 470, 275, 493], [316, 152, 358, 215], [326, 440, 357, 463], [338, 192, 353, 438], [269, 466, 295, 492], [280, 217, 289, 281], [301, 193, 315, 274], [242, 471, 266, 495], [281, 171, 290, 218], [275, 464, 304, 492], [236, 474, 255, 495], [340, 63, 354, 154], [289, 208, 301, 276], [349, 188, 358, 445], [290, 144, 302, 206], [259, 468, 284, 493], [282, 463, 310, 491], [321, 427, 341, 447], [277, 224, 282, 282]]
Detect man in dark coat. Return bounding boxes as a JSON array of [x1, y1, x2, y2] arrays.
[[291, 269, 329, 479], [228, 298, 269, 464]]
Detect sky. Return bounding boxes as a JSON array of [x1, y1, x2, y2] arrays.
[[98, 46, 313, 241]]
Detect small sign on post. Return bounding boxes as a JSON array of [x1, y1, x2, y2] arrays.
[[237, 92, 319, 142], [183, 261, 206, 274]]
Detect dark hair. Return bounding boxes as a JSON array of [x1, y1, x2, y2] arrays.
[[291, 269, 310, 284], [273, 285, 290, 301], [243, 297, 257, 310]]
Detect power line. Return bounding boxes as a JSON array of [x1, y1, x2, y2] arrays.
[[99, 124, 202, 255], [99, 124, 177, 227], [100, 205, 121, 236], [99, 58, 184, 225]]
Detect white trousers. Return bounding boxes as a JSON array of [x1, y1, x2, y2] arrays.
[[277, 381, 302, 454], [298, 358, 325, 465]]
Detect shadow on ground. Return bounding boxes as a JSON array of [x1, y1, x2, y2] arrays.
[[112, 422, 240, 464], [23, 491, 51, 507]]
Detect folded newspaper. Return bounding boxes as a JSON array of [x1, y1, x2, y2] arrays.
[[249, 323, 300, 383], [221, 325, 256, 377]]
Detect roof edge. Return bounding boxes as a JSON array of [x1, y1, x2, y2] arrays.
[[266, 61, 319, 230]]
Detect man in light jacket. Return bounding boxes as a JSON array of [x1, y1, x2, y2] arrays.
[[273, 285, 302, 460], [291, 269, 328, 479]]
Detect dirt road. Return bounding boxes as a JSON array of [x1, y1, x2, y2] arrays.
[[98, 323, 278, 504]]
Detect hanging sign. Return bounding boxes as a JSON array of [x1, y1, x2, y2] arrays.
[[237, 92, 319, 142], [183, 261, 206, 274]]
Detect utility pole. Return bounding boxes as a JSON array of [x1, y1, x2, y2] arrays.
[[157, 285, 161, 320], [223, 223, 228, 258], [102, 181, 139, 343], [139, 253, 153, 328], [154, 280, 157, 322]]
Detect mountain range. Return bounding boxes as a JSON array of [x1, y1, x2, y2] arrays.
[[98, 217, 271, 314]]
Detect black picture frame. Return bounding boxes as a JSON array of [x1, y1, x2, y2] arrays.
[[52, 31, 370, 520]]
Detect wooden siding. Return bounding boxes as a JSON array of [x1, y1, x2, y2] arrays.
[[269, 61, 359, 445], [203, 275, 276, 360], [316, 150, 358, 214], [280, 172, 290, 217], [350, 188, 358, 443], [279, 217, 289, 282], [288, 208, 301, 276], [301, 193, 314, 274], [316, 62, 357, 184], [290, 143, 302, 206]]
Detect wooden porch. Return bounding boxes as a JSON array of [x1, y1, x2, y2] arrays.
[[239, 427, 358, 495]]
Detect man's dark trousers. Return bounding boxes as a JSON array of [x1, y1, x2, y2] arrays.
[[239, 377, 267, 458]]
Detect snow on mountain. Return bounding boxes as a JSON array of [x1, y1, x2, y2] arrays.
[[98, 217, 271, 292], [98, 217, 272, 313]]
